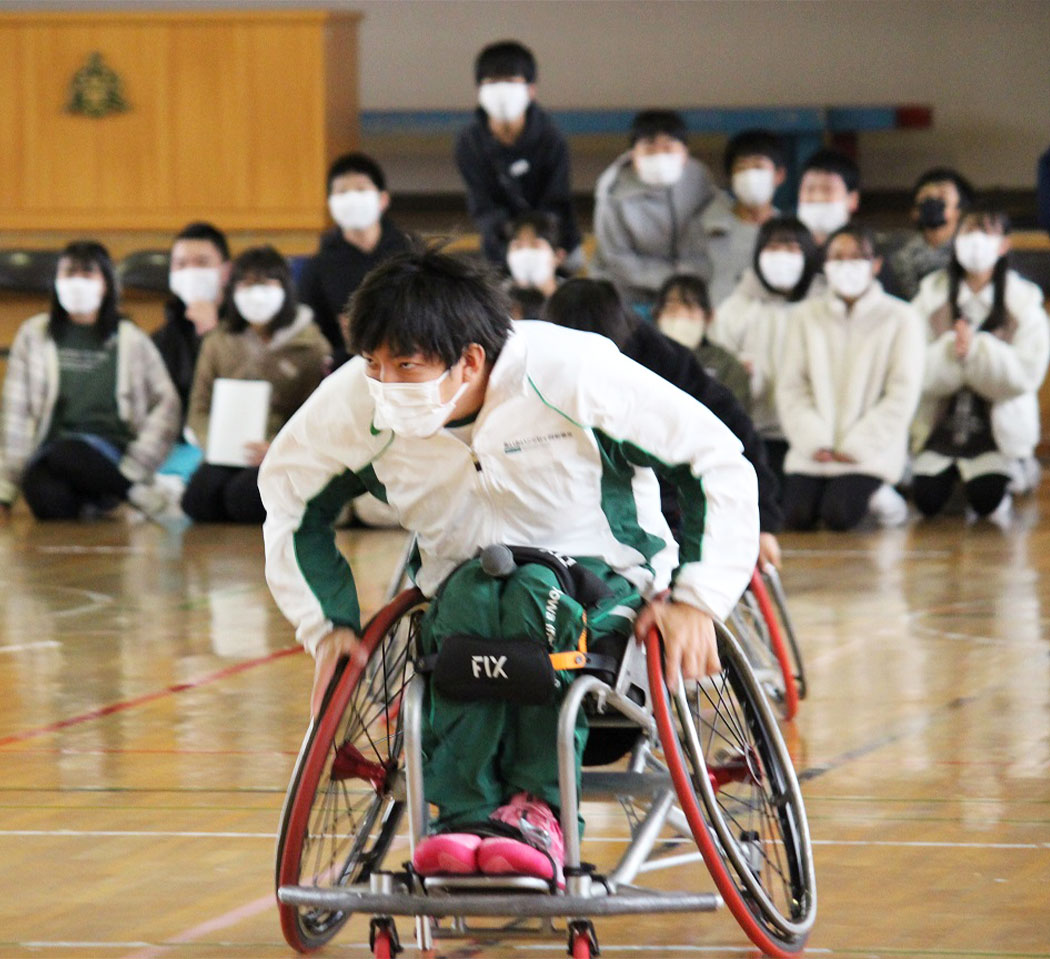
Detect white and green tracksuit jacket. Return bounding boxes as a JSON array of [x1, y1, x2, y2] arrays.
[[260, 321, 758, 656]]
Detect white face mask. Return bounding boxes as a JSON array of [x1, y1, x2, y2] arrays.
[[366, 368, 470, 438], [507, 247, 555, 288], [477, 81, 530, 123], [797, 201, 850, 237], [758, 250, 806, 292], [954, 231, 1002, 275], [233, 284, 286, 326], [328, 189, 382, 231], [635, 151, 686, 187], [732, 168, 776, 208], [657, 313, 704, 350], [55, 276, 105, 315], [825, 259, 873, 300], [170, 266, 222, 305]]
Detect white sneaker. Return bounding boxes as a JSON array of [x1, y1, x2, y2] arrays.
[[988, 492, 1013, 529], [1007, 457, 1041, 496], [867, 483, 909, 528], [128, 479, 184, 522]]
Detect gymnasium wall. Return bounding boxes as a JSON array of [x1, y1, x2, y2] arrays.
[[8, 0, 1050, 198]]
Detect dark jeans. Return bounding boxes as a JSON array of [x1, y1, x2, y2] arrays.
[[782, 472, 882, 531], [912, 465, 1009, 517], [22, 437, 131, 520], [181, 463, 265, 524]]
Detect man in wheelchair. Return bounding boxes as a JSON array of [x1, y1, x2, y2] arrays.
[[259, 245, 758, 890]]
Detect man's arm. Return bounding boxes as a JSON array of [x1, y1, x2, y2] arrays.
[[545, 334, 759, 679], [259, 364, 389, 657]]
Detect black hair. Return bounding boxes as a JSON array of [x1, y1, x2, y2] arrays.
[[347, 243, 512, 367], [753, 216, 822, 301], [224, 245, 298, 335], [629, 109, 687, 146], [801, 147, 860, 194], [507, 285, 547, 320], [948, 207, 1012, 334], [723, 128, 787, 177], [541, 277, 637, 350], [825, 221, 878, 259], [326, 151, 386, 194], [506, 210, 561, 249], [655, 274, 711, 318], [474, 40, 536, 85], [48, 240, 123, 342], [911, 166, 976, 209], [173, 221, 230, 261]]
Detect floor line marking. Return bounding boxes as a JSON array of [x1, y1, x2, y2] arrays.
[[120, 890, 277, 959], [0, 640, 62, 654], [0, 645, 303, 749], [2, 828, 1045, 851]]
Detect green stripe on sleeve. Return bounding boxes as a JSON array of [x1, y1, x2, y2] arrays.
[[593, 430, 707, 566], [292, 468, 380, 634]]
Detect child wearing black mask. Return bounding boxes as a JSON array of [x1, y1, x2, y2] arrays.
[[888, 167, 975, 300]]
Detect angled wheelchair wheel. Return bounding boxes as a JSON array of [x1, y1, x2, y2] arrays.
[[275, 588, 427, 953], [729, 570, 799, 721], [761, 566, 808, 701], [646, 623, 816, 958]]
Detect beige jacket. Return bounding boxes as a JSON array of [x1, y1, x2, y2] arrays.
[[187, 306, 330, 447], [0, 314, 180, 503]]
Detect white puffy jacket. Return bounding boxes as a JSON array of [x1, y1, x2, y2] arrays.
[[776, 282, 925, 484], [910, 269, 1049, 459]]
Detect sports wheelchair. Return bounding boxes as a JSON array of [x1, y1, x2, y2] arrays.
[[275, 550, 817, 958]]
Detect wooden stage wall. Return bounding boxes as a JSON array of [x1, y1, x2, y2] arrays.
[[0, 9, 360, 232]]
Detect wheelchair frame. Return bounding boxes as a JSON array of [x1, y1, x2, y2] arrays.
[[275, 586, 816, 958]]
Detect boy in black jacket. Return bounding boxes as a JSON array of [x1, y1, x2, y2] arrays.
[[455, 40, 581, 268]]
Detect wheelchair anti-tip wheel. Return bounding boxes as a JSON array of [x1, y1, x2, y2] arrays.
[[275, 588, 427, 953], [646, 622, 816, 958]]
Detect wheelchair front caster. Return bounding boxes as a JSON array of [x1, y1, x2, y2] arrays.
[[568, 919, 599, 958], [370, 916, 401, 958]]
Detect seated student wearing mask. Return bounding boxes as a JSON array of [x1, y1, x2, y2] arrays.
[[910, 207, 1049, 520], [153, 222, 231, 419], [795, 148, 861, 247], [776, 224, 924, 531], [0, 242, 180, 522], [702, 129, 788, 306], [652, 273, 752, 414], [298, 152, 411, 365], [454, 40, 581, 269], [591, 110, 716, 309], [710, 217, 822, 486], [182, 246, 330, 524], [504, 211, 565, 319], [887, 166, 975, 301]]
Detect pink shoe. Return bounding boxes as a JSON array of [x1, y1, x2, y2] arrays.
[[411, 832, 482, 875], [477, 793, 565, 889]]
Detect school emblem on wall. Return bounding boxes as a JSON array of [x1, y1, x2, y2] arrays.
[[67, 53, 130, 118]]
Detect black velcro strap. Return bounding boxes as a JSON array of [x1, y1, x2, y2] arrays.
[[428, 633, 557, 705]]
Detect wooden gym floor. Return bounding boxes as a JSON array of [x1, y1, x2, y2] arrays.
[[0, 483, 1047, 958]]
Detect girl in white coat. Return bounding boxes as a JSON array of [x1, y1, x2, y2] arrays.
[[776, 224, 925, 530], [709, 216, 821, 485], [910, 209, 1049, 520]]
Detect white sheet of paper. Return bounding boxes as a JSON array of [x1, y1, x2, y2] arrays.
[[205, 378, 272, 467]]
